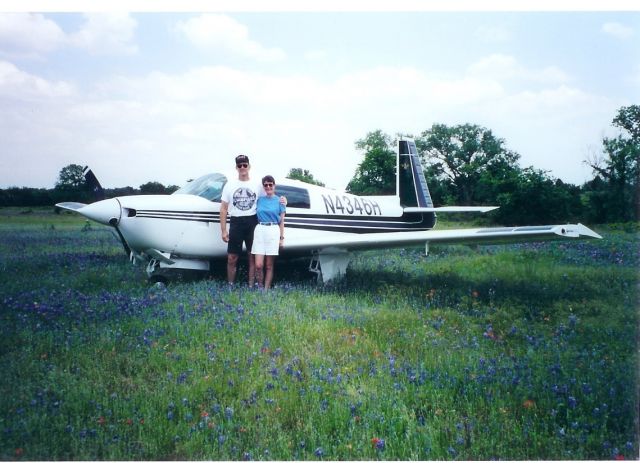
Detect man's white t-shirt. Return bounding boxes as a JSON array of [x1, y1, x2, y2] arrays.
[[221, 178, 265, 217]]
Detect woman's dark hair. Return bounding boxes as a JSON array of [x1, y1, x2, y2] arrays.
[[262, 175, 275, 185]]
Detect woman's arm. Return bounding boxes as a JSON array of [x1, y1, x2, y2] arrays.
[[279, 211, 285, 247]]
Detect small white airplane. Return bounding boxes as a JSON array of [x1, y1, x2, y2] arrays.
[[56, 138, 602, 283]]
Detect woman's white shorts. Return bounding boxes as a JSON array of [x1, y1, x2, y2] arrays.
[[251, 223, 280, 256]]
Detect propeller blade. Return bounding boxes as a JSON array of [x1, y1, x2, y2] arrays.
[[109, 218, 132, 256]]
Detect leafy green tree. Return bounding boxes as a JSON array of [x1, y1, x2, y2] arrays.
[[55, 164, 85, 190], [416, 124, 520, 205], [346, 130, 396, 195], [140, 181, 168, 195], [53, 164, 91, 202], [488, 168, 582, 225], [286, 168, 325, 187], [584, 105, 639, 222]]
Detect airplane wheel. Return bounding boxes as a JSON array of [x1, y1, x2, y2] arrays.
[[149, 275, 169, 286]]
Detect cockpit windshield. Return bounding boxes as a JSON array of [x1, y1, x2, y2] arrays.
[[173, 173, 227, 202]]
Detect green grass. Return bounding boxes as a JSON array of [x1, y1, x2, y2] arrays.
[[0, 208, 638, 460]]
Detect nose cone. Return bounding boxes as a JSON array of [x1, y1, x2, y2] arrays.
[[80, 198, 121, 225]]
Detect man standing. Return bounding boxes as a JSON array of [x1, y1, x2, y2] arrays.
[[220, 154, 261, 286]]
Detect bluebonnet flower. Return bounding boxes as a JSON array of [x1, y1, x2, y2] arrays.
[[314, 447, 324, 457], [568, 396, 577, 408], [225, 407, 234, 420], [371, 437, 385, 450]]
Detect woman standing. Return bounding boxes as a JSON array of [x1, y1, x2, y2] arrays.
[[252, 175, 286, 289]]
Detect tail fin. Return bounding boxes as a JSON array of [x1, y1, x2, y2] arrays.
[[83, 166, 105, 201], [397, 138, 434, 208], [397, 138, 498, 214]]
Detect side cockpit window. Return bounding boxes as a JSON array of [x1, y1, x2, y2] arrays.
[[275, 185, 310, 209], [173, 173, 227, 202]]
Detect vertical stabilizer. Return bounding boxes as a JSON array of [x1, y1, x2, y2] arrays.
[[83, 166, 105, 201], [397, 138, 433, 208]]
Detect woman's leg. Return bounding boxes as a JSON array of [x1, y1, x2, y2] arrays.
[[254, 254, 265, 288], [264, 255, 275, 289]]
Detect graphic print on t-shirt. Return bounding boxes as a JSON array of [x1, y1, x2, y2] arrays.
[[232, 188, 257, 211]]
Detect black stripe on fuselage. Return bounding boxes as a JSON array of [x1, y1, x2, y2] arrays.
[[131, 210, 435, 233]]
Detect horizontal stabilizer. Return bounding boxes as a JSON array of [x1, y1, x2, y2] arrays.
[[55, 202, 87, 212], [404, 206, 499, 213]]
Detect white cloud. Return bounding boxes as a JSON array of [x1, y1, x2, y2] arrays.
[[175, 14, 286, 62], [0, 59, 74, 98], [68, 13, 138, 55], [601, 22, 634, 40], [0, 13, 66, 56], [467, 53, 571, 85], [0, 13, 137, 57]]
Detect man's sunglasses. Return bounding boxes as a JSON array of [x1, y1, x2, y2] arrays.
[[263, 183, 274, 188], [236, 163, 249, 168]]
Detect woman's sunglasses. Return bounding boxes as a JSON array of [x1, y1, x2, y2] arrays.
[[263, 182, 274, 188]]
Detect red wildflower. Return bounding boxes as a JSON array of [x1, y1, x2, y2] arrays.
[[97, 416, 106, 426], [614, 455, 625, 460], [15, 448, 24, 457]]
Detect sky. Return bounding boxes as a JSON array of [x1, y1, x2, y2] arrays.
[[0, 4, 638, 190]]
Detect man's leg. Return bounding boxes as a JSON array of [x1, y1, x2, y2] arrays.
[[248, 253, 256, 287], [245, 218, 258, 287], [227, 253, 239, 284]]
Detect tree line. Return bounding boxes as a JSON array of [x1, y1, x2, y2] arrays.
[[0, 169, 180, 209], [2, 105, 637, 225]]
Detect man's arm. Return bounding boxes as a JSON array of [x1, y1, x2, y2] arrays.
[[220, 201, 229, 242]]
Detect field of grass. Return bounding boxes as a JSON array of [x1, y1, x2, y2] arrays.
[[1, 208, 638, 460]]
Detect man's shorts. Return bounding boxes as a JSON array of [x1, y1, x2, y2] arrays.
[[251, 223, 281, 256], [227, 215, 258, 255]]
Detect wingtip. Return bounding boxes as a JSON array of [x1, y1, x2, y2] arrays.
[[576, 223, 603, 239]]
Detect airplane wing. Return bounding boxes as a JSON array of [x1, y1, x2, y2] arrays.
[[55, 202, 87, 212], [285, 223, 602, 253], [403, 206, 499, 213]]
